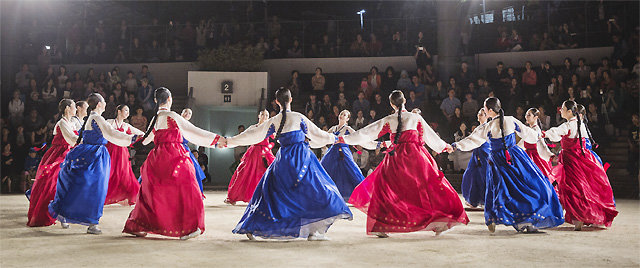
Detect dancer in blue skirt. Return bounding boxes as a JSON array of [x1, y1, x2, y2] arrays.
[[320, 110, 367, 201], [451, 97, 564, 233], [461, 108, 491, 209], [49, 93, 136, 234], [181, 108, 206, 194], [223, 88, 352, 241]]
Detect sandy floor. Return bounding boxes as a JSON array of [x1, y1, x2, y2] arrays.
[[1, 192, 638, 267]]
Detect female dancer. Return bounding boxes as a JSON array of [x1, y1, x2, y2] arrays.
[[123, 87, 222, 240], [518, 108, 555, 182], [181, 108, 206, 194], [343, 90, 467, 237], [49, 94, 135, 234], [461, 108, 490, 209], [544, 100, 617, 230], [105, 104, 144, 205], [225, 88, 351, 241], [27, 99, 78, 227], [452, 97, 564, 233], [224, 110, 276, 205], [577, 104, 607, 170], [320, 110, 366, 201]]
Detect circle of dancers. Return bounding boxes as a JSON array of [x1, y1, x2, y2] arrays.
[[25, 86, 618, 240]]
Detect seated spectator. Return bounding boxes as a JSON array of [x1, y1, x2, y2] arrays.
[[15, 64, 33, 90], [495, 31, 511, 51], [124, 71, 138, 95], [306, 109, 316, 124], [22, 148, 40, 192], [381, 66, 397, 95], [8, 91, 25, 127], [138, 78, 154, 115], [2, 143, 16, 193], [440, 89, 461, 122], [431, 80, 448, 105], [317, 116, 328, 130], [367, 66, 381, 95], [320, 94, 333, 119], [528, 33, 541, 51], [456, 62, 475, 90], [130, 107, 148, 131], [137, 65, 155, 86], [287, 70, 301, 98], [575, 58, 591, 83], [461, 93, 479, 120], [539, 32, 556, 50], [318, 34, 335, 58], [147, 40, 163, 62], [336, 92, 350, 111], [477, 77, 491, 101], [311, 67, 325, 92], [350, 34, 368, 57], [367, 110, 377, 125], [405, 91, 420, 112], [396, 70, 412, 91], [305, 94, 322, 120], [371, 93, 390, 120], [354, 110, 366, 130], [557, 24, 578, 49], [368, 33, 383, 56], [287, 39, 303, 58], [352, 91, 370, 118], [408, 75, 426, 101], [597, 57, 611, 78], [450, 122, 472, 172], [327, 106, 340, 127], [447, 76, 460, 97], [538, 106, 551, 130], [612, 58, 629, 82], [509, 29, 523, 51]]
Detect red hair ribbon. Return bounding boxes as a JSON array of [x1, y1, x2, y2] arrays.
[[505, 149, 512, 165]]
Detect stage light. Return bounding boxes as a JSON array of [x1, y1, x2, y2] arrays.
[[356, 9, 366, 29]]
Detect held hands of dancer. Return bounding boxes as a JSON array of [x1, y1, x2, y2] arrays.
[[216, 137, 228, 148], [445, 143, 455, 154]]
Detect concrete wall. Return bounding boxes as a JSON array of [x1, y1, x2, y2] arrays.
[[187, 71, 268, 107], [476, 47, 614, 76]]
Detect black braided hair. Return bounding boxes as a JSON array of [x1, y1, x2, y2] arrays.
[[140, 87, 171, 142], [275, 87, 291, 139], [564, 100, 584, 155], [577, 103, 597, 147], [484, 97, 507, 150], [75, 93, 104, 146], [389, 90, 406, 146], [57, 99, 75, 120]]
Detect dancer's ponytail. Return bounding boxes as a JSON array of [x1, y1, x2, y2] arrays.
[[563, 100, 584, 155], [139, 87, 171, 143], [577, 104, 597, 148], [57, 99, 74, 120], [485, 97, 510, 164], [388, 90, 406, 156], [275, 87, 291, 139], [75, 94, 103, 146]]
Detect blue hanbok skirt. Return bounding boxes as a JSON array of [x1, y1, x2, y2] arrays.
[[320, 143, 365, 200], [233, 130, 352, 239]]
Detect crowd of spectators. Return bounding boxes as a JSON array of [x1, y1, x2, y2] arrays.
[[273, 52, 639, 174], [1, 63, 218, 193]]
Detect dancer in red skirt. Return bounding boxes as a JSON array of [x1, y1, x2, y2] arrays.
[[224, 110, 275, 205], [343, 90, 467, 237], [544, 100, 618, 230], [105, 105, 144, 205], [123, 87, 222, 240], [27, 99, 78, 227], [518, 108, 555, 182]]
